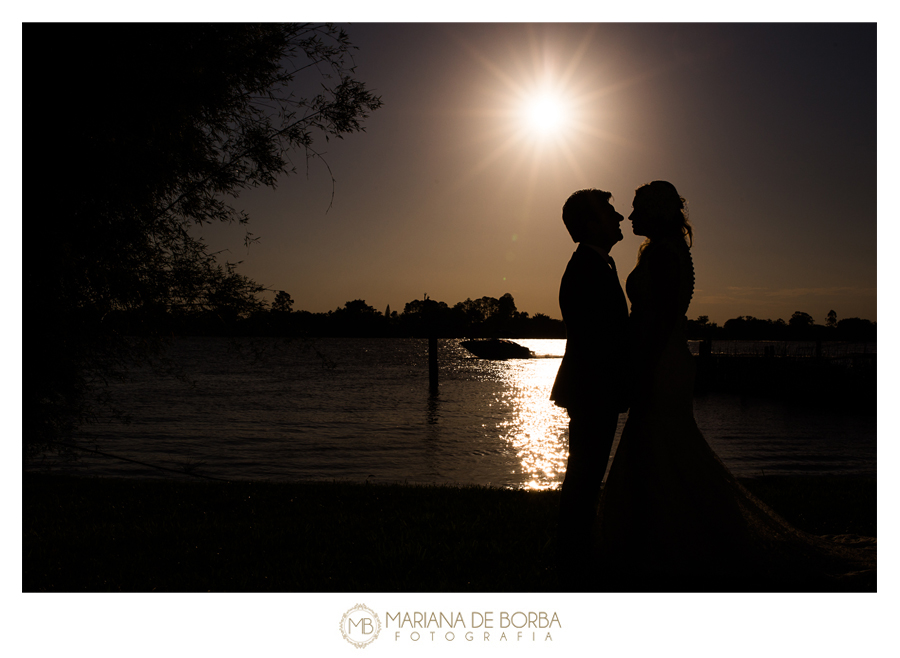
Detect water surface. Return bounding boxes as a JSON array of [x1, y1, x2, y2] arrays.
[[54, 338, 876, 488]]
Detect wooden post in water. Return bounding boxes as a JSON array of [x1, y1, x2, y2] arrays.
[[422, 293, 439, 394], [429, 335, 439, 393]]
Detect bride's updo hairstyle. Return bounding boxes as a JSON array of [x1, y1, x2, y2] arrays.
[[635, 180, 692, 247]]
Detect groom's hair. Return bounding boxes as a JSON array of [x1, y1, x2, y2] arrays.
[[562, 189, 612, 243]]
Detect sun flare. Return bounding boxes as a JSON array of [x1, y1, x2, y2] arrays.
[[450, 27, 633, 194], [523, 94, 568, 135]]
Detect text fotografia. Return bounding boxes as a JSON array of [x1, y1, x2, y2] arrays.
[[387, 611, 560, 642]]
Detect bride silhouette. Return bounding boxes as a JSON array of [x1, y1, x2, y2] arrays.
[[592, 181, 876, 592]]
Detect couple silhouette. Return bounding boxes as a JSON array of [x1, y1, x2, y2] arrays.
[[551, 182, 875, 592]]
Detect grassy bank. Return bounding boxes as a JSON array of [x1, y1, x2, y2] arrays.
[[22, 473, 875, 592]]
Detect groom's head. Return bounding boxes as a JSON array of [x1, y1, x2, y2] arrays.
[[562, 189, 623, 248]]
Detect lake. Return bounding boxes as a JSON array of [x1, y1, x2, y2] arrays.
[[48, 337, 876, 488]]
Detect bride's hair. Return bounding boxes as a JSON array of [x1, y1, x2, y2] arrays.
[[636, 180, 692, 248]]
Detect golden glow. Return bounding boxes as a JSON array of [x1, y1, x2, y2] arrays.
[[487, 342, 624, 490], [521, 93, 569, 137], [494, 341, 571, 490], [446, 25, 642, 200]]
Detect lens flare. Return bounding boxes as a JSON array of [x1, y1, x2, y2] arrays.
[[523, 94, 567, 135]]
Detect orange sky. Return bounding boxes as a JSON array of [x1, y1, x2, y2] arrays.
[[199, 23, 877, 326]]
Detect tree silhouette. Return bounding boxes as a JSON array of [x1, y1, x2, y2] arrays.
[[329, 300, 384, 336], [272, 291, 295, 314], [497, 293, 517, 319], [789, 311, 815, 328], [25, 24, 382, 451], [836, 317, 877, 341]]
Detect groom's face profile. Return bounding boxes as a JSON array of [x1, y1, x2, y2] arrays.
[[585, 200, 624, 248]]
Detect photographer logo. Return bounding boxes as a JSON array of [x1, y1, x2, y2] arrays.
[[340, 604, 382, 648]]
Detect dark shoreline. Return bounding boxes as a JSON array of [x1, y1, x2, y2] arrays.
[[23, 472, 875, 593]]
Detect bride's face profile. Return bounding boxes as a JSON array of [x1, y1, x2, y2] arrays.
[[628, 182, 689, 243], [628, 193, 656, 237]]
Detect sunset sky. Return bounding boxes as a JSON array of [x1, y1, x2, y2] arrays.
[[196, 23, 876, 326]]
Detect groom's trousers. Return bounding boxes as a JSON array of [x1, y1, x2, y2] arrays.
[[557, 409, 620, 589]]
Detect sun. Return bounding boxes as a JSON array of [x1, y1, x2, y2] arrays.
[[523, 94, 568, 135], [447, 26, 633, 196]]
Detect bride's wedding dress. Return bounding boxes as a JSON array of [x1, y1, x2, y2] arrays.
[[594, 237, 876, 591]]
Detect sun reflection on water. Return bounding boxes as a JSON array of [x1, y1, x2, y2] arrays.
[[493, 342, 571, 491]]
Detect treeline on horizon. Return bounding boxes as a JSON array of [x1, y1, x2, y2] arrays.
[[108, 292, 877, 343]]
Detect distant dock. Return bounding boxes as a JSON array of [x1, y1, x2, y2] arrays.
[[691, 341, 875, 410]]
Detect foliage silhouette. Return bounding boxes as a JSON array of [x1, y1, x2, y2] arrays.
[[25, 24, 382, 452], [102, 289, 878, 343], [703, 312, 874, 342], [272, 291, 295, 314]]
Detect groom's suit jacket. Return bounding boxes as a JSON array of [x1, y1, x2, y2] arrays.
[[550, 243, 630, 414]]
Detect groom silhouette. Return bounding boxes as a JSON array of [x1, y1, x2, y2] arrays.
[[550, 188, 629, 589]]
